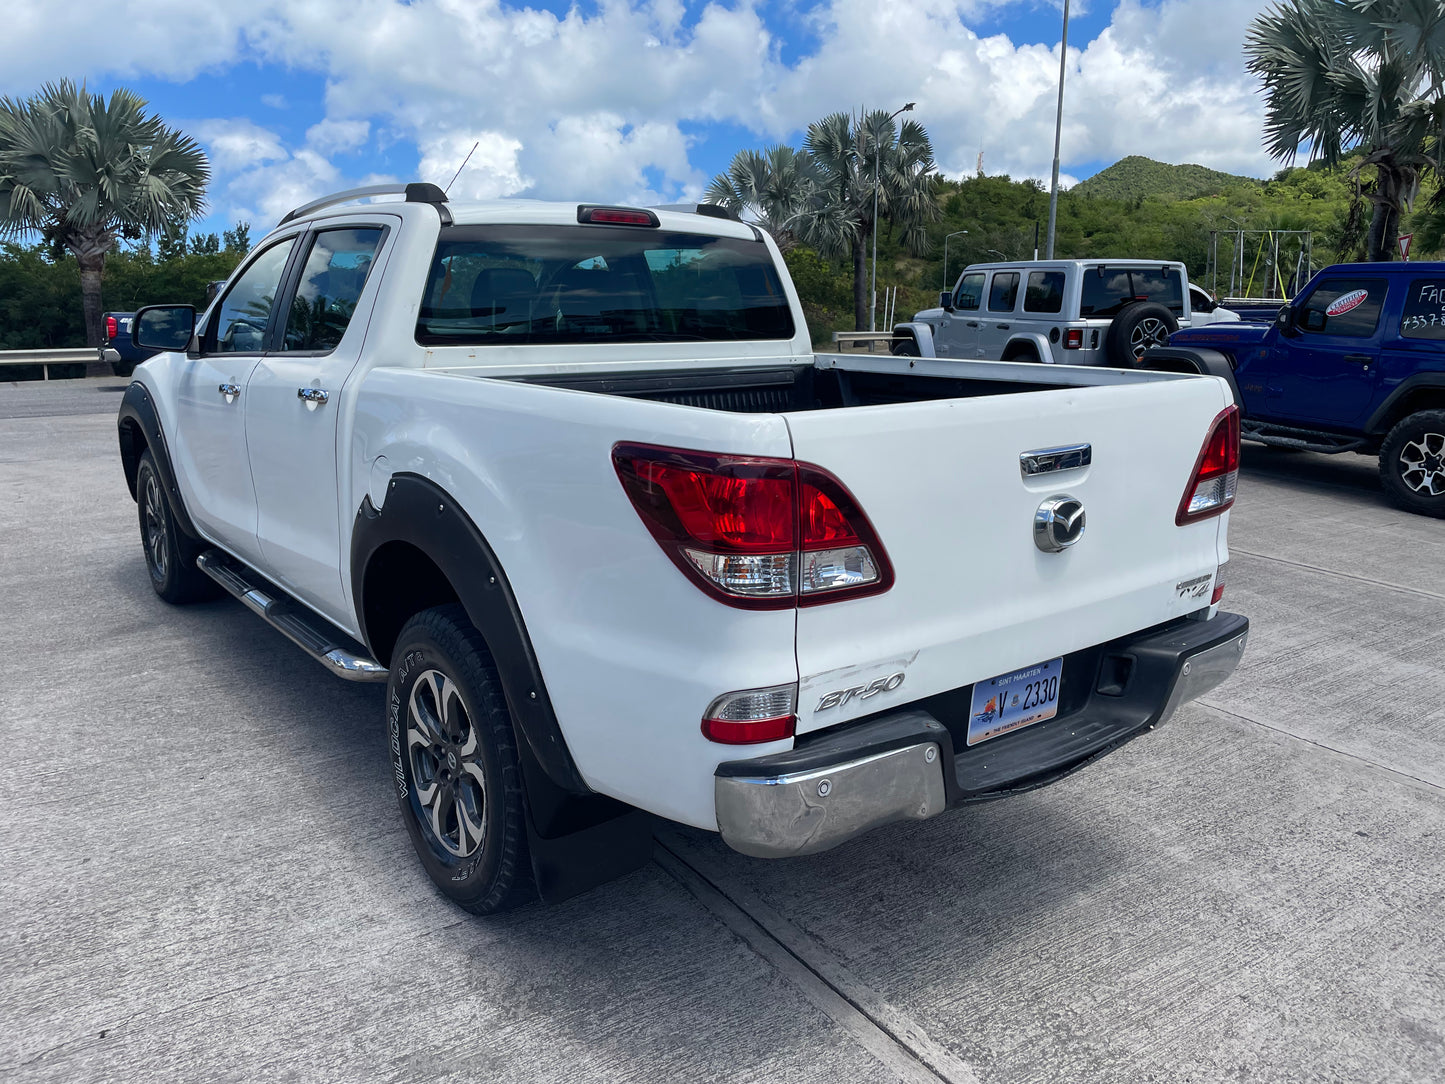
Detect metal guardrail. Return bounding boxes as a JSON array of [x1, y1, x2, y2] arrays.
[[0, 348, 96, 380]]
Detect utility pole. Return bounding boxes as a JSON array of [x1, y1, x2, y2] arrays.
[[1045, 0, 1070, 260], [871, 102, 915, 331]]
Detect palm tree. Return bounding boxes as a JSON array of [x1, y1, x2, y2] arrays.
[[707, 110, 940, 329], [0, 81, 209, 346], [1246, 0, 1445, 261]]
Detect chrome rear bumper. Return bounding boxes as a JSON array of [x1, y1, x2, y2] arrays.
[[715, 611, 1248, 859]]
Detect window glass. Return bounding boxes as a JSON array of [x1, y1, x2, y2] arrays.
[[1079, 267, 1184, 317], [953, 273, 985, 311], [988, 272, 1019, 312], [1298, 278, 1385, 338], [283, 228, 385, 351], [415, 225, 793, 345], [1399, 279, 1445, 340], [209, 239, 296, 353], [1025, 271, 1065, 314]]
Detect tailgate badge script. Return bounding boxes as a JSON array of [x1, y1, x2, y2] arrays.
[[1034, 496, 1086, 553]]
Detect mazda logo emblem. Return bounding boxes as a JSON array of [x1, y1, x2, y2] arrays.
[[1034, 495, 1086, 553]]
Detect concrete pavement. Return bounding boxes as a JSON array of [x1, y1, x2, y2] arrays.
[[0, 380, 1440, 1083]]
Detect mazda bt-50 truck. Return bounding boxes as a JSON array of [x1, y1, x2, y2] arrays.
[[117, 183, 1249, 913], [1146, 262, 1445, 518]]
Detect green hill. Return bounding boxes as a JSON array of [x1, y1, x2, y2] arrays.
[[1072, 156, 1261, 202]]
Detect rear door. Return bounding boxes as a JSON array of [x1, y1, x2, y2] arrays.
[[243, 219, 392, 626], [1261, 275, 1387, 427], [934, 272, 985, 358], [977, 271, 1020, 359], [783, 370, 1231, 734]]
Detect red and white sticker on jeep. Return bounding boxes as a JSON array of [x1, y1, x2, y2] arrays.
[[1326, 288, 1370, 317]]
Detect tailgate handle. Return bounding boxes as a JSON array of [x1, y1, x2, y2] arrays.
[[1021, 443, 1092, 477]]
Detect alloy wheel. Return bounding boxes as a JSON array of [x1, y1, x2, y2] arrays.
[[1399, 431, 1445, 496], [406, 669, 487, 858], [1129, 317, 1171, 360], [142, 471, 169, 580]]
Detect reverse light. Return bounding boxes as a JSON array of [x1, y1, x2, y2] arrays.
[[1212, 562, 1227, 604], [701, 683, 797, 744], [1177, 406, 1240, 524], [613, 443, 894, 609], [1064, 328, 1083, 349], [106, 316, 118, 341]]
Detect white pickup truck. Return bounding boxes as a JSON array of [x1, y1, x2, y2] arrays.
[[118, 183, 1248, 913]]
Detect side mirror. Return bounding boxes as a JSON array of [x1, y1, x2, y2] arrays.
[[1275, 306, 1295, 333], [133, 305, 197, 352], [938, 291, 954, 312]]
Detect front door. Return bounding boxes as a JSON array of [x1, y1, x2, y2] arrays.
[[170, 235, 301, 563], [243, 221, 391, 627], [1263, 275, 1388, 427], [935, 272, 985, 357]]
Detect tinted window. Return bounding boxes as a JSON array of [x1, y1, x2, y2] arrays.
[[1079, 267, 1184, 317], [1025, 271, 1064, 314], [1298, 278, 1385, 338], [415, 226, 793, 346], [988, 272, 1019, 312], [953, 273, 985, 311], [209, 239, 296, 353], [1400, 279, 1445, 340], [282, 228, 385, 352]]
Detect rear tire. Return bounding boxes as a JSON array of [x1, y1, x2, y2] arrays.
[[387, 605, 535, 914], [891, 336, 920, 357], [135, 450, 220, 604], [1379, 410, 1445, 518], [1002, 344, 1042, 363], [1105, 302, 1178, 367]]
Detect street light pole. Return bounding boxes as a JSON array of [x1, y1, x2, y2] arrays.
[[943, 230, 969, 289], [1045, 0, 1070, 260], [871, 102, 915, 331]]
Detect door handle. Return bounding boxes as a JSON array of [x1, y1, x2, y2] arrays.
[[996, 323, 1010, 330], [1343, 354, 1373, 365], [967, 321, 979, 328], [217, 383, 240, 398], [297, 387, 330, 404]]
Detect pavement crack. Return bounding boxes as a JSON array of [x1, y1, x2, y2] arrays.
[[654, 835, 980, 1084], [1230, 548, 1445, 603], [1198, 699, 1443, 793]]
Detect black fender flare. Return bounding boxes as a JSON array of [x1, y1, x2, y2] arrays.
[[116, 381, 201, 540], [1364, 373, 1445, 435], [350, 473, 590, 799], [1140, 346, 1242, 409]]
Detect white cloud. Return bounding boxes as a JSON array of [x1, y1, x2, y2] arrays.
[[3, 0, 1276, 221]]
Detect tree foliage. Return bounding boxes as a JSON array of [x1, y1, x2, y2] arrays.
[[0, 80, 209, 345]]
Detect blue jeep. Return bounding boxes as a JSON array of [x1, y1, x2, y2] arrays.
[[1145, 262, 1445, 517]]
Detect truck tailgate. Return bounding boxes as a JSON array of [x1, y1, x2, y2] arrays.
[[785, 374, 1232, 734]]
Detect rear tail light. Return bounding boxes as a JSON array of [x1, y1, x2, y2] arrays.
[[613, 443, 894, 609], [105, 316, 118, 341], [1064, 328, 1083, 349], [1177, 406, 1240, 524], [1211, 562, 1227, 604], [701, 683, 797, 744]]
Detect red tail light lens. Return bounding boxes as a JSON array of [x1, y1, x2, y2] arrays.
[[578, 205, 659, 227], [1177, 406, 1240, 524], [1211, 563, 1226, 605], [614, 443, 894, 609], [701, 684, 797, 744], [105, 316, 118, 341], [1064, 328, 1083, 349]]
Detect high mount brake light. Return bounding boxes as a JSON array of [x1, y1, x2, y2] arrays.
[[1177, 406, 1240, 524], [577, 205, 659, 227], [613, 443, 894, 609]]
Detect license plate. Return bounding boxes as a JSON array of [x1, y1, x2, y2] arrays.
[[966, 657, 1063, 746]]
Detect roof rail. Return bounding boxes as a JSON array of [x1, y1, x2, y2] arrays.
[[278, 182, 451, 226]]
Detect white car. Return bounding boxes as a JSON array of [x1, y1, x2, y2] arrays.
[[117, 184, 1248, 912], [896, 259, 1238, 366]]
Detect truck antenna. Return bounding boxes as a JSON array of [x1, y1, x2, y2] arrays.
[[445, 141, 480, 196]]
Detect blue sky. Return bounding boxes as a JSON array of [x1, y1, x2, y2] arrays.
[[5, 0, 1272, 239]]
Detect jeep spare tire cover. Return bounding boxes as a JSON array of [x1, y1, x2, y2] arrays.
[[1105, 301, 1179, 367]]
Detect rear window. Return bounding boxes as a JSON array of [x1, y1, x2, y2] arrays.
[[415, 225, 794, 346], [988, 272, 1020, 312], [1400, 279, 1445, 340], [1080, 266, 1184, 317]]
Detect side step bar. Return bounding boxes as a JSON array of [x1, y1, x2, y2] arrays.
[[1241, 418, 1366, 454], [196, 550, 388, 683]]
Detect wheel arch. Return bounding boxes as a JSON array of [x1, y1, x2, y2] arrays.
[[1366, 376, 1445, 436], [1001, 333, 1052, 363], [890, 321, 936, 357], [116, 381, 201, 539], [351, 472, 590, 797]]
